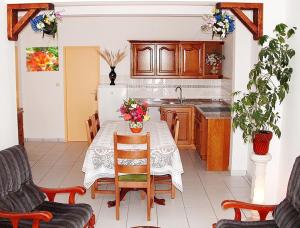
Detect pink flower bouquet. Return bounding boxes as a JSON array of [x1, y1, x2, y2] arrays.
[[119, 98, 150, 123]]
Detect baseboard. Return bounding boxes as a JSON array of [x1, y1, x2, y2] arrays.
[[178, 144, 196, 150], [25, 138, 66, 142]]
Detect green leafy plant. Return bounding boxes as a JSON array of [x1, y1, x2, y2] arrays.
[[232, 24, 296, 143]]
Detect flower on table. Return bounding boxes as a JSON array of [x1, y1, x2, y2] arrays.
[[119, 98, 150, 123]]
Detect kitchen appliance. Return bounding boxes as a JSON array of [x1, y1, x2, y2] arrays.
[[98, 84, 127, 124]]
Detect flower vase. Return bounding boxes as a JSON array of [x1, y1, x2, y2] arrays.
[[129, 121, 143, 133], [109, 66, 117, 85], [210, 65, 219, 75]]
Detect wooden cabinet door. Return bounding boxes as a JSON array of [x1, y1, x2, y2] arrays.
[[160, 106, 192, 146], [180, 43, 203, 77], [200, 114, 208, 160], [132, 44, 155, 76], [156, 44, 179, 76], [194, 117, 201, 154]]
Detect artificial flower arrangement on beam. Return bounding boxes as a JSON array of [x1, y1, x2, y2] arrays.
[[201, 9, 235, 39], [30, 11, 62, 38]]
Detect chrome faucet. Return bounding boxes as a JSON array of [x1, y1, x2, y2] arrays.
[[175, 85, 183, 104]]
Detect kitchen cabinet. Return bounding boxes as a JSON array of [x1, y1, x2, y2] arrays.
[[160, 106, 194, 149], [194, 109, 207, 160], [131, 43, 155, 76], [129, 40, 223, 79], [180, 42, 203, 78], [194, 107, 230, 171], [156, 43, 179, 76]]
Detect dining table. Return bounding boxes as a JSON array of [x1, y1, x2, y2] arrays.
[[82, 120, 184, 206]]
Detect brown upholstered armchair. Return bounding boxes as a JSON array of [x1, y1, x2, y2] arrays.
[[213, 156, 300, 228], [0, 145, 95, 228]]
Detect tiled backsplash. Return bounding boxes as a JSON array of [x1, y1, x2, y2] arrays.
[[101, 78, 232, 101]]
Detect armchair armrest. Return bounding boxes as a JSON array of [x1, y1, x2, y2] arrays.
[[221, 200, 277, 221], [39, 186, 86, 204], [0, 210, 52, 228]]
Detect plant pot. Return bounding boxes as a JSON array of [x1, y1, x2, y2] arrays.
[[109, 66, 116, 85], [129, 121, 143, 133], [253, 131, 273, 155]]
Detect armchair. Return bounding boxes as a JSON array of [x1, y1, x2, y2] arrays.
[[0, 145, 95, 228], [214, 156, 300, 228]]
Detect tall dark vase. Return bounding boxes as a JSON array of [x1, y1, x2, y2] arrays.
[[109, 66, 116, 85]]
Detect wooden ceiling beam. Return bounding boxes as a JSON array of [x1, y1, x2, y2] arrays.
[[7, 3, 54, 41], [216, 2, 263, 40]]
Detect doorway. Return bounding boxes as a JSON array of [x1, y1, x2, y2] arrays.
[[64, 46, 100, 141]]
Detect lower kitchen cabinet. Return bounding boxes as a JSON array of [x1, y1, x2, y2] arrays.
[[160, 106, 194, 149], [195, 108, 230, 171]]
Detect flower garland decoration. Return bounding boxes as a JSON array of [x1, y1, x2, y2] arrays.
[[201, 9, 235, 39], [119, 98, 150, 123], [30, 11, 62, 38]]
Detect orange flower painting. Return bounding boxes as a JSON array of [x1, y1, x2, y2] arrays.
[[26, 47, 59, 72]]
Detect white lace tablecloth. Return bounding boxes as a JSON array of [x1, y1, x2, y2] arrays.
[[82, 120, 184, 192]]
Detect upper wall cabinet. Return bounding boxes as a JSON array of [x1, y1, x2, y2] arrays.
[[156, 43, 179, 77], [180, 42, 203, 78], [132, 43, 155, 77], [129, 40, 224, 79]]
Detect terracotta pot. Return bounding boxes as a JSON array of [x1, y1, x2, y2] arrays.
[[129, 121, 143, 133], [253, 131, 273, 155]]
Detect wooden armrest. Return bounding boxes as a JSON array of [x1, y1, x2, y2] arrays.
[[0, 210, 52, 227], [39, 186, 86, 204], [221, 200, 277, 221]]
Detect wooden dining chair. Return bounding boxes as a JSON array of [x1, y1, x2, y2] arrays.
[[85, 117, 114, 198], [114, 132, 154, 221], [156, 112, 180, 199], [85, 117, 95, 145], [91, 111, 100, 136]]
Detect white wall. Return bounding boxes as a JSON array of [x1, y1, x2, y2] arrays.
[[275, 0, 300, 201], [0, 2, 18, 149], [18, 14, 228, 140]]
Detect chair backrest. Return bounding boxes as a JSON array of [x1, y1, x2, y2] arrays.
[[274, 156, 300, 227], [0, 145, 45, 212], [91, 111, 100, 135], [85, 117, 95, 145], [162, 110, 179, 144], [173, 119, 180, 144], [114, 132, 151, 181], [286, 156, 300, 210]]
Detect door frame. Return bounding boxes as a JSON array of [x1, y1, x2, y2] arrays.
[[63, 46, 100, 141]]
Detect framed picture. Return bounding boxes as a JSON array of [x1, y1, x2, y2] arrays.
[[26, 47, 59, 72]]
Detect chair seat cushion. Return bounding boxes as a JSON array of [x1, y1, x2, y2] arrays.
[[119, 174, 147, 182], [0, 201, 93, 228], [216, 219, 278, 228]]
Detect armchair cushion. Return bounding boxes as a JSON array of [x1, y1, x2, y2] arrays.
[[216, 219, 278, 228], [274, 198, 300, 228], [0, 201, 93, 228], [0, 146, 45, 212]]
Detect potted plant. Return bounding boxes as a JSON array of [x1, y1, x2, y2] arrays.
[[232, 24, 296, 155]]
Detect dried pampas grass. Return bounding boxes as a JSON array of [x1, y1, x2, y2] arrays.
[[98, 47, 126, 67]]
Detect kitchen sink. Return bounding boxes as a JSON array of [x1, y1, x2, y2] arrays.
[[200, 107, 231, 112]]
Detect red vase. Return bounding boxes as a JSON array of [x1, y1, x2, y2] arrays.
[[129, 121, 143, 133], [253, 131, 273, 155]]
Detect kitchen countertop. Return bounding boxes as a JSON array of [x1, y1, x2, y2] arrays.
[[135, 98, 231, 119]]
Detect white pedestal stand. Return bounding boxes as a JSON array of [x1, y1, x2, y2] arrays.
[[250, 153, 272, 219]]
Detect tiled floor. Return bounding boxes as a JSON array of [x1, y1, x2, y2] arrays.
[[26, 141, 251, 228]]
